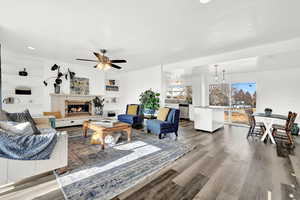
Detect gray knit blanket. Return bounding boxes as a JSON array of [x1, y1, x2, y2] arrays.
[[0, 129, 57, 160]]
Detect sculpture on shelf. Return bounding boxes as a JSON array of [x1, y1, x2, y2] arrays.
[[43, 64, 76, 94], [93, 97, 105, 116]]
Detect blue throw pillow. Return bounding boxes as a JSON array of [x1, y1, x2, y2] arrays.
[[167, 109, 174, 122]]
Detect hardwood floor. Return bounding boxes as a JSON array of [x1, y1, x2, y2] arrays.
[[0, 123, 299, 200]]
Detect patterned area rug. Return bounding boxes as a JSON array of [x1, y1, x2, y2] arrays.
[[55, 128, 193, 200]]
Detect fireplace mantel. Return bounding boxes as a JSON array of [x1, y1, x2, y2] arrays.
[[50, 93, 103, 118], [50, 93, 103, 98]]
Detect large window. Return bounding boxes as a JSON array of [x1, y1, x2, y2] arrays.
[[209, 83, 230, 106], [209, 82, 257, 124], [229, 82, 256, 124], [231, 82, 256, 108]]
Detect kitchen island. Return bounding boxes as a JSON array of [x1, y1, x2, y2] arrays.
[[194, 106, 224, 132]]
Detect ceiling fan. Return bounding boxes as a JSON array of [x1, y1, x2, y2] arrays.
[[76, 49, 126, 70]]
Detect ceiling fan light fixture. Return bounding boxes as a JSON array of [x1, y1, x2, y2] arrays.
[[77, 49, 125, 70], [103, 63, 111, 71], [96, 63, 104, 70]]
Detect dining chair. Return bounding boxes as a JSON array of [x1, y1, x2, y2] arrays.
[[246, 109, 265, 138], [272, 112, 297, 147], [272, 111, 293, 133]]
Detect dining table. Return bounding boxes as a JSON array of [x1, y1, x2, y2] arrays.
[[253, 113, 288, 144]]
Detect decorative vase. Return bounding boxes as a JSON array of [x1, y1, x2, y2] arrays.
[[95, 107, 103, 116], [143, 108, 155, 115], [264, 108, 272, 116], [54, 85, 60, 94]]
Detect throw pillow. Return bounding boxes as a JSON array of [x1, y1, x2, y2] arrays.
[[7, 109, 41, 135], [127, 105, 138, 115], [0, 110, 11, 121], [157, 108, 170, 121], [0, 121, 34, 135]]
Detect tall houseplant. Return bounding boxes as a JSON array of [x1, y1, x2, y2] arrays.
[[139, 89, 160, 115]]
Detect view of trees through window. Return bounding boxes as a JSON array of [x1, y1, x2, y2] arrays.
[[231, 83, 256, 108], [209, 84, 230, 106], [209, 82, 257, 124], [230, 82, 256, 124]]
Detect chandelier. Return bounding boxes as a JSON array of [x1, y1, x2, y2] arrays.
[[213, 64, 226, 83]]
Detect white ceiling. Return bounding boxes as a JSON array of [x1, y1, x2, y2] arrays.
[[1, 0, 300, 71]]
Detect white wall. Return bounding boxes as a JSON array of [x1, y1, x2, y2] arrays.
[[228, 68, 300, 120], [190, 66, 300, 123], [106, 65, 162, 113], [1, 49, 105, 115]]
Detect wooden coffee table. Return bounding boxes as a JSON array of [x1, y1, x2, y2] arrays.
[[82, 121, 132, 150]]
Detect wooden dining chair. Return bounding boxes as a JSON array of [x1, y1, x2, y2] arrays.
[[246, 109, 265, 138], [272, 111, 293, 133], [272, 112, 297, 147]]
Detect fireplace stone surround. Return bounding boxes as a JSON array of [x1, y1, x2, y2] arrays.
[[50, 93, 102, 118], [50, 94, 103, 127]]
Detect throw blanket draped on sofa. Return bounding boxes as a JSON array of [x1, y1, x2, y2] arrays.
[[0, 131, 57, 160]]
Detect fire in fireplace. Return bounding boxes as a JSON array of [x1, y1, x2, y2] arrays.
[[65, 100, 92, 116]]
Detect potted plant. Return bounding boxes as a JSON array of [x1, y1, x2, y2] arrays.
[[93, 97, 105, 116], [139, 89, 160, 116], [43, 64, 76, 94]]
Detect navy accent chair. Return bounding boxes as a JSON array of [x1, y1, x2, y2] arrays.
[[118, 104, 144, 128], [146, 108, 180, 139]]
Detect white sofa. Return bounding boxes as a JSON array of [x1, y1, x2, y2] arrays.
[[0, 118, 68, 186]]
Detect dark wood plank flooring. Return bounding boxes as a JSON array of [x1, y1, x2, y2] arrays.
[[0, 123, 299, 200]]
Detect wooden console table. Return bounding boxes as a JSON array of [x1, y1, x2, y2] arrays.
[[82, 121, 132, 150]]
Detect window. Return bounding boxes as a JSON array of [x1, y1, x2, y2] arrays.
[[209, 83, 230, 106], [209, 82, 257, 124], [229, 82, 257, 124]]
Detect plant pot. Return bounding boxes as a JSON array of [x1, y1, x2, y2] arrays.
[[264, 108, 272, 116], [95, 107, 103, 116], [143, 108, 155, 115], [54, 85, 61, 94]]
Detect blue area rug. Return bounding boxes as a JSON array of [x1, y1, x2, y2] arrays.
[[55, 129, 193, 200]]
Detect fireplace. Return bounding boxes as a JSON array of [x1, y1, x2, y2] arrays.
[[65, 100, 92, 117]]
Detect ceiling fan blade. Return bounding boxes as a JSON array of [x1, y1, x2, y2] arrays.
[[110, 64, 122, 69], [76, 58, 99, 62], [111, 59, 127, 63], [93, 52, 102, 61]]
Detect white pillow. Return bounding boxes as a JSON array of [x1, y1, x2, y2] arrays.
[[0, 121, 34, 135]]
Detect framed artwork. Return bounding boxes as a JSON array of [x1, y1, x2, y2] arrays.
[[105, 79, 119, 92], [70, 77, 90, 95]]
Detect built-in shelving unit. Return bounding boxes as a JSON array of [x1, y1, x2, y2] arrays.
[[104, 79, 121, 117], [1, 57, 45, 114]]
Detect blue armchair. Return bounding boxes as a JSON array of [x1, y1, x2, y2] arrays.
[[146, 108, 180, 139], [118, 104, 144, 128]]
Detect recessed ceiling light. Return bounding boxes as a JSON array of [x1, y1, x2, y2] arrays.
[[27, 46, 35, 50], [199, 0, 211, 4]]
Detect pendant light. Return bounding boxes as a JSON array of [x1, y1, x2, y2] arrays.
[[222, 69, 226, 83], [214, 64, 219, 82]]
